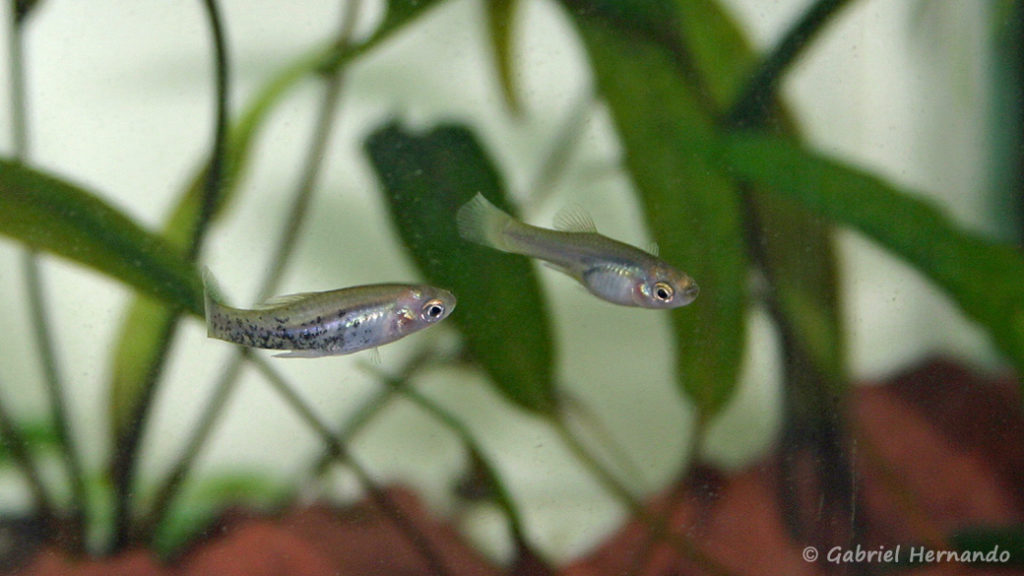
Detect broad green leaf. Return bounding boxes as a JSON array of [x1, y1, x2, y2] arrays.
[[0, 159, 203, 315], [565, 10, 747, 417], [485, 0, 522, 114], [365, 123, 557, 414], [109, 46, 330, 440], [676, 0, 846, 392], [720, 133, 1024, 374]]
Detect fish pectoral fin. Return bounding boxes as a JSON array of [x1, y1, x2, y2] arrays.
[[582, 265, 636, 303], [253, 292, 318, 310], [368, 347, 382, 365], [552, 204, 598, 234]]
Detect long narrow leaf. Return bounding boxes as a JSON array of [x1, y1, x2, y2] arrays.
[[365, 123, 557, 414], [720, 133, 1024, 374], [565, 10, 748, 417], [0, 159, 203, 315], [375, 0, 449, 40], [485, 0, 522, 114]]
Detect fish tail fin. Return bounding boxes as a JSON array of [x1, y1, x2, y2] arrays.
[[201, 266, 227, 338], [456, 193, 517, 252]]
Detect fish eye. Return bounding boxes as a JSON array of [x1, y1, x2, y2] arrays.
[[653, 281, 674, 302], [422, 299, 446, 321]]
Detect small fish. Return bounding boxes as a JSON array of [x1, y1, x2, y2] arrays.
[[456, 193, 698, 308], [203, 269, 455, 358]]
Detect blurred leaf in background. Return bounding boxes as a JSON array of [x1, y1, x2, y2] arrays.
[[563, 1, 748, 421], [366, 122, 558, 415], [719, 132, 1024, 379]]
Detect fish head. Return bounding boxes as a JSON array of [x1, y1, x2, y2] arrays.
[[394, 285, 457, 332], [634, 265, 699, 309]]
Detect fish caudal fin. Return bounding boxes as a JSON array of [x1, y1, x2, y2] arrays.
[[201, 266, 227, 338], [456, 193, 515, 252]]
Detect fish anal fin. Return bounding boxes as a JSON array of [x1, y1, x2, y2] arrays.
[[273, 348, 331, 359], [553, 204, 598, 234], [368, 347, 382, 365]]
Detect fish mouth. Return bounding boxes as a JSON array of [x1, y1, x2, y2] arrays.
[[680, 281, 699, 304]]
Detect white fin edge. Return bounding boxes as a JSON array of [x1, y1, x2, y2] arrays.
[[274, 349, 332, 358]]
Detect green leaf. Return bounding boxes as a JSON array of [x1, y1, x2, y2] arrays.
[[485, 0, 522, 114], [108, 46, 330, 441], [365, 122, 557, 414], [0, 159, 203, 315], [673, 0, 755, 108], [675, 0, 847, 393], [720, 133, 1024, 374], [565, 8, 748, 417]]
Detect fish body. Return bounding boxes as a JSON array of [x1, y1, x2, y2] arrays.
[[203, 270, 455, 357], [456, 193, 698, 308]]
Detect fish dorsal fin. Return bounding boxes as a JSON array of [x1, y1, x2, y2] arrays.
[[253, 292, 315, 310], [553, 204, 598, 234], [646, 241, 660, 257]]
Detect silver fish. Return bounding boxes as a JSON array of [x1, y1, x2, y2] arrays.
[[456, 193, 698, 308], [203, 269, 455, 358]]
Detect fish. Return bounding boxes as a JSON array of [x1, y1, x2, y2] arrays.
[[456, 193, 698, 309], [202, 268, 456, 358]]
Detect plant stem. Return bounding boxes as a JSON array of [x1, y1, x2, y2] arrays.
[[144, 0, 362, 542], [726, 0, 853, 127], [258, 0, 360, 301], [248, 355, 455, 576], [310, 347, 429, 477], [188, 0, 230, 261], [526, 89, 594, 206], [0, 378, 57, 535], [110, 0, 231, 549], [357, 356, 531, 545], [22, 256, 88, 546], [137, 352, 246, 538], [7, 0, 88, 550], [551, 417, 738, 576], [736, 181, 854, 549]]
